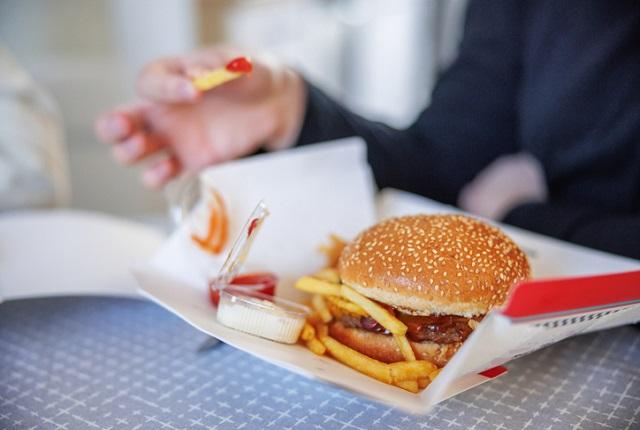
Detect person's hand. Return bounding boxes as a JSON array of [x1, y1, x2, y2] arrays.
[[95, 47, 306, 188], [458, 153, 547, 220]]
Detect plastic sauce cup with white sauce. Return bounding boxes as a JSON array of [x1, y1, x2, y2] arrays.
[[216, 289, 310, 344]]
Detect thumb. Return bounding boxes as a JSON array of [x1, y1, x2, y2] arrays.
[[136, 59, 200, 103]]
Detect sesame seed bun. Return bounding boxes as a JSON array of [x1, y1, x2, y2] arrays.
[[338, 214, 531, 317]]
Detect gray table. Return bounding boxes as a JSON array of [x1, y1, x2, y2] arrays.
[[1, 297, 639, 430]]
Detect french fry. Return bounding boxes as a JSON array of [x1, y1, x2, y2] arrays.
[[314, 268, 341, 284], [315, 322, 329, 338], [394, 334, 416, 362], [312, 295, 333, 323], [295, 276, 342, 296], [311, 327, 434, 392], [306, 338, 326, 355], [325, 295, 368, 317], [417, 378, 430, 389], [319, 335, 393, 384], [395, 380, 419, 393], [301, 323, 316, 341], [307, 312, 323, 327], [340, 285, 407, 335], [192, 57, 252, 91], [318, 234, 347, 268], [193, 69, 241, 91], [389, 360, 438, 383], [428, 368, 441, 381]]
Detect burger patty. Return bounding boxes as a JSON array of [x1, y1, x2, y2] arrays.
[[329, 321, 461, 366], [338, 312, 480, 344]]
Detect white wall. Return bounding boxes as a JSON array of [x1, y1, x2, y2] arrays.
[[0, 0, 197, 216]]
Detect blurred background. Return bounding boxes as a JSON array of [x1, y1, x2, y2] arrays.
[[0, 0, 467, 218]]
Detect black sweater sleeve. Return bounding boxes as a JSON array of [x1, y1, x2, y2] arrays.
[[504, 202, 640, 260], [297, 0, 523, 204], [294, 0, 640, 261]]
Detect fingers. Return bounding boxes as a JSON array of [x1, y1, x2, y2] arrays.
[[105, 127, 180, 188], [95, 112, 133, 143], [111, 133, 165, 165], [142, 155, 180, 188], [137, 59, 200, 103], [95, 104, 148, 143], [136, 48, 247, 103]]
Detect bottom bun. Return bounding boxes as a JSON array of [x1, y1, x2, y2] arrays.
[[329, 321, 460, 367]]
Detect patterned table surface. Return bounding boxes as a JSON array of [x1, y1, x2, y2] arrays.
[[1, 297, 639, 430]]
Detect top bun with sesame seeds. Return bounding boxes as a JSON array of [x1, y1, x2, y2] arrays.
[[338, 214, 531, 318]]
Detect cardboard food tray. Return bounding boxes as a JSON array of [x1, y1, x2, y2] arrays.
[[131, 139, 640, 414]]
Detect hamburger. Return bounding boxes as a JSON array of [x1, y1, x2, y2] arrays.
[[326, 214, 531, 367]]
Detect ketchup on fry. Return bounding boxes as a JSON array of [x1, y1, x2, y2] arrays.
[[225, 57, 253, 73], [209, 272, 278, 306]]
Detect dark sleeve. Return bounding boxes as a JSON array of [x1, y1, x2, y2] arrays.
[[503, 202, 640, 260], [296, 0, 524, 204]]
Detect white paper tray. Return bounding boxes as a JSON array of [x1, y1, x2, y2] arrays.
[[132, 140, 640, 414]]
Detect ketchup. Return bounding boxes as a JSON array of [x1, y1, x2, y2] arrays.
[[209, 272, 277, 306], [247, 218, 260, 237], [396, 313, 476, 343], [225, 57, 253, 73]]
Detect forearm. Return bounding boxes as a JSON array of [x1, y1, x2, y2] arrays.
[[296, 82, 454, 202]]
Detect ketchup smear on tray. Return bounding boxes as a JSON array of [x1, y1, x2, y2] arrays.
[[209, 272, 277, 306]]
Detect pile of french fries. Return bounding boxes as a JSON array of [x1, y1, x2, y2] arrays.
[[295, 268, 441, 393]]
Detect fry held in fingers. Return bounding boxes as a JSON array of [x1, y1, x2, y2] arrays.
[[191, 56, 253, 91]]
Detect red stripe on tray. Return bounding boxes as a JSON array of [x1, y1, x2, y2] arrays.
[[502, 270, 640, 319], [479, 366, 508, 379]]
